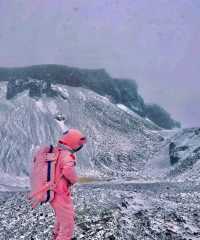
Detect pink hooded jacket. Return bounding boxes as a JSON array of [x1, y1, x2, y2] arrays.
[[50, 129, 86, 240], [53, 148, 78, 195]]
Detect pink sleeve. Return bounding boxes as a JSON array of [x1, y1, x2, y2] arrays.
[[60, 155, 78, 185]]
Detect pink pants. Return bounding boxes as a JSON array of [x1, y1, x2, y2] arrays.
[[50, 193, 75, 240]]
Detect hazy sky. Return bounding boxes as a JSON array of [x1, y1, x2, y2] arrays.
[[0, 0, 200, 127]]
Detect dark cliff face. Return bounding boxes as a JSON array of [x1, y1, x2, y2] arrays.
[[114, 78, 145, 116], [6, 78, 58, 99], [145, 104, 181, 129], [0, 64, 180, 129]]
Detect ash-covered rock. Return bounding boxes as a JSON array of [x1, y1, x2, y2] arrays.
[[143, 127, 200, 182], [1, 182, 200, 240]]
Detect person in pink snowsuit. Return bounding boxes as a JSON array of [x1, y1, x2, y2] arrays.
[[50, 128, 87, 240]]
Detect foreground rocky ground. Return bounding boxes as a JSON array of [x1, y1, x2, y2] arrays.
[[1, 181, 200, 240]]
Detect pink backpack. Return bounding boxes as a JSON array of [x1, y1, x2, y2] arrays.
[[28, 145, 62, 208]]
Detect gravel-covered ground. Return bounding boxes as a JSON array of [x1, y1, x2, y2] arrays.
[[1, 181, 200, 240]]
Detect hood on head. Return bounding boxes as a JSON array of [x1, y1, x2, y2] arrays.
[[58, 128, 86, 152]]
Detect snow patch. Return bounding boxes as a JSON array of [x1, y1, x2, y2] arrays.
[[47, 100, 58, 114], [52, 84, 70, 98], [0, 170, 29, 191], [117, 103, 131, 112], [78, 90, 86, 101], [117, 104, 139, 117], [0, 82, 7, 98], [35, 99, 47, 113], [145, 117, 152, 122], [101, 95, 110, 102], [58, 86, 70, 98]]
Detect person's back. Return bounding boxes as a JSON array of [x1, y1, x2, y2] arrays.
[[53, 147, 78, 196], [30, 129, 87, 240], [50, 129, 86, 240]]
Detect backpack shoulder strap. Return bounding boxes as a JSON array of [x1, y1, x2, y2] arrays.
[[49, 144, 54, 153], [53, 148, 63, 186]]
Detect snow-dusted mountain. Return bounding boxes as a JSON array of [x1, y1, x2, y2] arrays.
[[0, 65, 198, 186], [0, 78, 165, 183], [0, 66, 200, 240], [0, 65, 180, 129]]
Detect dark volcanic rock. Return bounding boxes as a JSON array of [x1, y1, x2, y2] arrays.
[[145, 103, 181, 129], [1, 182, 200, 240], [6, 78, 58, 99], [169, 142, 180, 165]]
